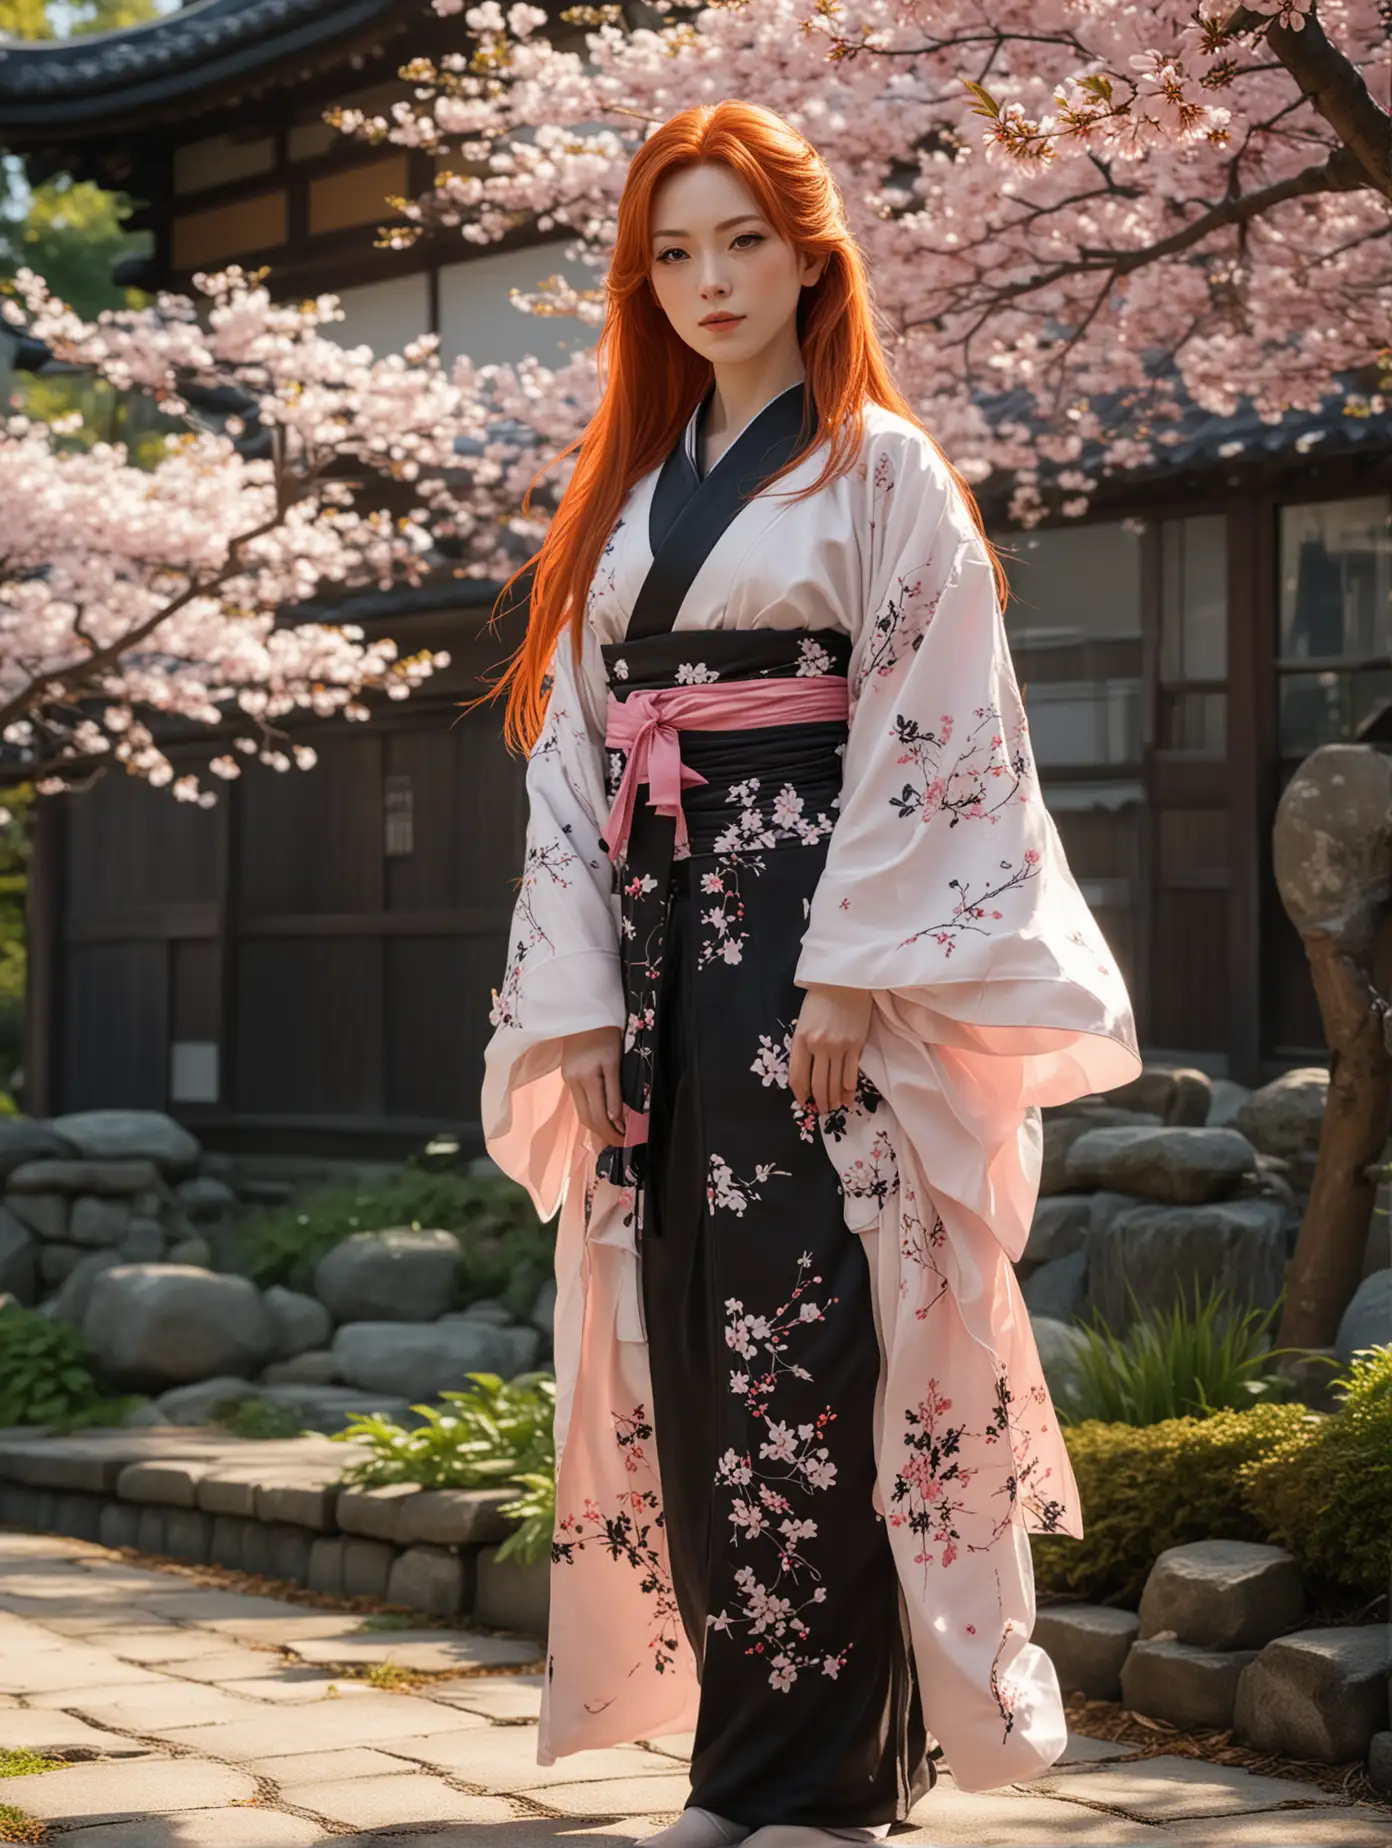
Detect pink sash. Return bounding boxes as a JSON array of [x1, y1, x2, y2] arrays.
[[603, 675, 849, 864]]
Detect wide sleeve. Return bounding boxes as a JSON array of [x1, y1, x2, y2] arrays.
[[480, 619, 625, 1217], [793, 429, 1141, 1106]]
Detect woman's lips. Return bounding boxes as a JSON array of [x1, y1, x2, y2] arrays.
[[701, 314, 744, 329]]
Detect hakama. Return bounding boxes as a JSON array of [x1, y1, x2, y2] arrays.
[[482, 383, 1141, 1805]]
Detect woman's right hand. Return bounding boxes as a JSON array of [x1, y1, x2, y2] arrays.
[[561, 1025, 627, 1147]]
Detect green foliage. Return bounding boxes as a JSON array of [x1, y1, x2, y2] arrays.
[[335, 1372, 556, 1566], [235, 1165, 552, 1317], [0, 1304, 134, 1429], [1058, 1291, 1292, 1427], [1033, 1404, 1310, 1605], [216, 1397, 306, 1441], [0, 1752, 61, 1780], [1239, 1346, 1392, 1592], [0, 1801, 45, 1843]]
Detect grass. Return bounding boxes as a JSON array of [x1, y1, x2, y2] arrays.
[[0, 1756, 60, 1781], [0, 1804, 45, 1843]]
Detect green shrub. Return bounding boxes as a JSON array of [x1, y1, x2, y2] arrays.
[[334, 1371, 556, 1565], [216, 1397, 306, 1441], [0, 1752, 62, 1779], [1059, 1292, 1292, 1427], [234, 1167, 552, 1317], [0, 1305, 135, 1430], [1239, 1346, 1392, 1592], [1033, 1403, 1310, 1605]]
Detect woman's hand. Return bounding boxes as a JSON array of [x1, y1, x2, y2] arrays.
[[789, 982, 872, 1117], [561, 1025, 627, 1147]]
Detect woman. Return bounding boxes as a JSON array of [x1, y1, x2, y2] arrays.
[[481, 100, 1140, 1847]]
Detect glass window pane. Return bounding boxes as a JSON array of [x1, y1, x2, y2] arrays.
[[1025, 680, 1142, 767], [1278, 671, 1349, 756], [1279, 497, 1392, 661], [1004, 522, 1142, 643], [1161, 515, 1226, 683], [1159, 690, 1227, 754]]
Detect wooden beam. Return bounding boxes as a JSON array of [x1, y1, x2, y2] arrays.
[[22, 796, 63, 1117]]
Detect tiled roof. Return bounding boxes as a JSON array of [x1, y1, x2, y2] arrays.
[[0, 0, 422, 130]]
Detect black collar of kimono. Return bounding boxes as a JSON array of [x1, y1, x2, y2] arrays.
[[630, 380, 816, 643]]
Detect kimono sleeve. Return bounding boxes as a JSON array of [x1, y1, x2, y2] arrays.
[[793, 429, 1141, 1106], [480, 619, 624, 1217]]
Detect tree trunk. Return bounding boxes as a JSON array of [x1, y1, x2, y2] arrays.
[[1276, 918, 1392, 1351]]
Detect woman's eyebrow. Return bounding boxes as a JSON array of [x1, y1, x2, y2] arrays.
[[651, 213, 765, 240]]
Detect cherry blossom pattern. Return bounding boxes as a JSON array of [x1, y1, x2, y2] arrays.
[[712, 1252, 852, 1692], [899, 851, 1044, 956], [887, 706, 1031, 832], [900, 1188, 948, 1320], [488, 836, 580, 1029], [698, 778, 836, 968], [707, 1153, 792, 1218], [552, 1405, 685, 1680]]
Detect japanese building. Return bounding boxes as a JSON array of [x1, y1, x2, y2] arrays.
[[1, 0, 1387, 1153]]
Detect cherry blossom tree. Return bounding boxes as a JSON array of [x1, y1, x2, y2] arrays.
[[342, 0, 1389, 518]]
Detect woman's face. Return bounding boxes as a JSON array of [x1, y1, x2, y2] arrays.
[[648, 161, 822, 366]]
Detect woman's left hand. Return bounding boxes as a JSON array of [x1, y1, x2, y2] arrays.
[[789, 982, 873, 1117]]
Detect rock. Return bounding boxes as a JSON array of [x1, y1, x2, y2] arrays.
[[1033, 1606, 1140, 1701], [529, 1278, 557, 1339], [388, 1544, 469, 1619], [47, 1110, 200, 1175], [1276, 1348, 1345, 1414], [68, 1195, 131, 1248], [1107, 1066, 1214, 1128], [38, 1242, 84, 1287], [313, 1228, 462, 1324], [155, 1377, 257, 1424], [121, 1400, 170, 1428], [1335, 1269, 1391, 1361], [1031, 1317, 1089, 1402], [260, 1348, 343, 1387], [7, 1158, 163, 1197], [1023, 1196, 1093, 1269], [1364, 1198, 1391, 1279], [0, 1120, 76, 1181], [176, 1175, 237, 1220], [1121, 1638, 1259, 1731], [474, 1544, 550, 1637], [52, 1250, 123, 1325], [495, 1325, 544, 1376], [84, 1266, 276, 1390], [166, 1235, 212, 1267], [1021, 1250, 1089, 1323], [451, 1297, 513, 1326], [0, 1207, 36, 1306], [1040, 1117, 1096, 1196], [1139, 1542, 1307, 1651], [1088, 1197, 1287, 1330], [1237, 1069, 1328, 1189], [1065, 1126, 1258, 1204], [254, 1384, 416, 1433], [1208, 1079, 1253, 1130], [6, 1192, 67, 1241], [1369, 1732, 1392, 1796], [262, 1285, 332, 1359], [333, 1318, 517, 1402], [1235, 1627, 1392, 1764], [117, 1218, 166, 1262]]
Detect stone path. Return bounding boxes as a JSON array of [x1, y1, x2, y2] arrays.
[[1, 1533, 1389, 1846]]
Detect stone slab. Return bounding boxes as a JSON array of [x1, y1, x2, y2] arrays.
[[248, 1746, 421, 1786], [385, 1725, 672, 1790], [255, 1480, 340, 1531], [0, 1707, 156, 1759], [288, 1627, 541, 1671], [423, 1672, 545, 1720], [1155, 1813, 1392, 1847], [48, 1813, 331, 1847], [116, 1460, 208, 1508], [285, 1773, 517, 1827], [1032, 1754, 1344, 1818], [536, 1773, 731, 1819], [0, 1755, 257, 1822], [154, 1690, 467, 1758], [75, 1682, 272, 1732]]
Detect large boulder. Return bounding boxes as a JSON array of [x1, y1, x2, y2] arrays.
[[1106, 1066, 1214, 1128], [1088, 1196, 1287, 1329], [1039, 1109, 1162, 1194], [264, 1285, 332, 1359], [6, 1192, 66, 1242], [1021, 1250, 1088, 1323], [1138, 1541, 1306, 1651], [7, 1158, 163, 1197], [1033, 1606, 1139, 1701], [1022, 1195, 1092, 1270], [1335, 1269, 1391, 1361], [1030, 1316, 1089, 1403], [314, 1228, 461, 1324], [47, 1111, 200, 1176], [68, 1196, 131, 1249], [52, 1250, 123, 1326], [84, 1265, 276, 1390], [1121, 1639, 1258, 1732], [1207, 1079, 1253, 1130], [333, 1319, 521, 1402], [1236, 1069, 1328, 1190], [0, 1207, 36, 1306], [0, 1120, 76, 1182], [1065, 1126, 1258, 1204], [1235, 1627, 1392, 1763]]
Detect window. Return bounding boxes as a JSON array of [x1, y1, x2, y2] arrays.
[[1158, 514, 1227, 754], [1002, 521, 1143, 768], [1278, 496, 1392, 756]]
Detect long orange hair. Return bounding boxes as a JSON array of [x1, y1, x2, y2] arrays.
[[482, 99, 1003, 753]]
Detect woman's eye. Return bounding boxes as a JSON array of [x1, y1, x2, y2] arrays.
[[733, 233, 764, 250], [656, 247, 686, 264]]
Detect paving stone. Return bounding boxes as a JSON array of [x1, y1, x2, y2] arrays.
[[306, 1534, 345, 1595], [156, 1690, 467, 1758], [1122, 1637, 1260, 1731], [146, 1645, 284, 1683], [1370, 1731, 1392, 1796], [251, 1746, 423, 1785], [65, 1815, 331, 1848], [397, 1486, 519, 1546], [1033, 1604, 1140, 1700], [255, 1480, 340, 1531], [475, 1542, 550, 1636], [0, 1707, 155, 1759], [289, 1627, 540, 1671], [1033, 1754, 1344, 1818], [0, 1755, 257, 1821], [1235, 1626, 1392, 1763], [386, 1725, 675, 1791], [1055, 1733, 1135, 1766], [889, 1783, 1166, 1845], [97, 1501, 142, 1551], [163, 1507, 212, 1562], [134, 1506, 167, 1554], [0, 1647, 165, 1695], [287, 1771, 516, 1827], [1137, 1811, 1392, 1846], [0, 1440, 129, 1493], [96, 1626, 212, 1664], [538, 1773, 721, 1819], [76, 1682, 270, 1731], [201, 1662, 370, 1705], [422, 1671, 544, 1719], [117, 1459, 207, 1508], [342, 1535, 395, 1599], [1139, 1540, 1308, 1651], [209, 1512, 248, 1570], [639, 1730, 695, 1763], [52, 1490, 105, 1542], [0, 1483, 56, 1528], [335, 1482, 421, 1542], [196, 1470, 266, 1517], [387, 1542, 470, 1619]]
